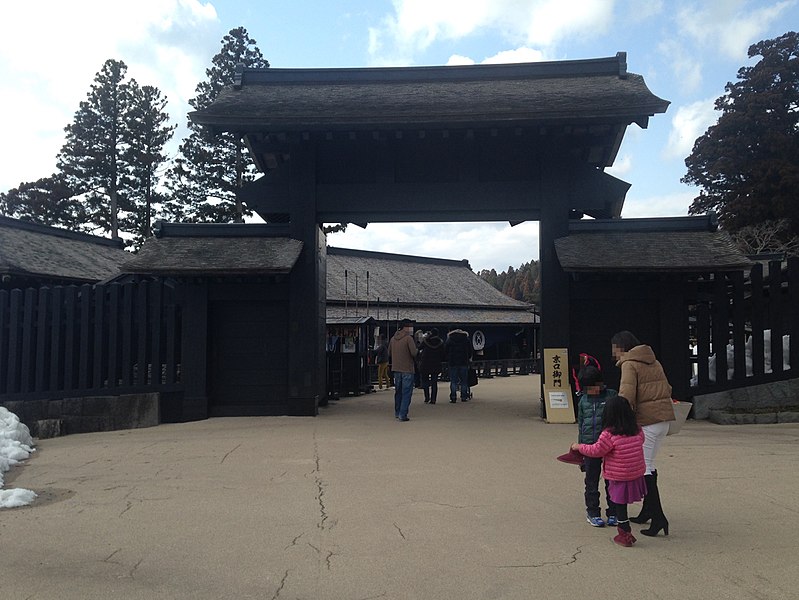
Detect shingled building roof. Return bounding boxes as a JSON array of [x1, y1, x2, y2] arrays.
[[327, 247, 537, 325], [555, 215, 753, 272], [0, 216, 127, 284], [193, 54, 668, 134], [122, 223, 303, 276]]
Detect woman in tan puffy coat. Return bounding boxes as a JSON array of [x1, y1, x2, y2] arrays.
[[611, 331, 674, 537]]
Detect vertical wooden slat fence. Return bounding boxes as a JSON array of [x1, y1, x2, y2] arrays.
[[0, 279, 181, 401], [690, 257, 797, 394]]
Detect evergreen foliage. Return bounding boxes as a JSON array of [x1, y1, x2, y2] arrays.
[[478, 261, 540, 305], [683, 31, 799, 244], [163, 27, 269, 223], [2, 59, 174, 246]]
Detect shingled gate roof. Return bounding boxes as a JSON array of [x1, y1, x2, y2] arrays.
[[555, 215, 754, 272], [326, 247, 537, 326], [193, 54, 668, 134], [122, 223, 303, 276], [0, 216, 127, 283]]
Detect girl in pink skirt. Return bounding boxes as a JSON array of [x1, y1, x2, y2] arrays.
[[571, 395, 647, 547]]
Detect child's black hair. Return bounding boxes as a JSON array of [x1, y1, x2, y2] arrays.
[[577, 365, 603, 391], [601, 395, 639, 436]]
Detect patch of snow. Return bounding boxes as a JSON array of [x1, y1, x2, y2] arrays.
[[0, 407, 37, 508]]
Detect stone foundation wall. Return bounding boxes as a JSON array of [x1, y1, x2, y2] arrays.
[[1, 393, 160, 438], [692, 377, 799, 424]]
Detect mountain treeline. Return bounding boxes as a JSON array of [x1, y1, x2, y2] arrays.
[[478, 261, 540, 305]]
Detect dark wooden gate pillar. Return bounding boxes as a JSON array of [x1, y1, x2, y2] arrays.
[[539, 166, 572, 353], [287, 145, 326, 415]]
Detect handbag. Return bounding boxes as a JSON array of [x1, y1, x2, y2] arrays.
[[668, 400, 692, 435]]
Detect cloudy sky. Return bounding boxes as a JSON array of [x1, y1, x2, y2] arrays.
[[1, 0, 795, 271]]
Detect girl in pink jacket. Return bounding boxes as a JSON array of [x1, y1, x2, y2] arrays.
[[572, 395, 647, 547]]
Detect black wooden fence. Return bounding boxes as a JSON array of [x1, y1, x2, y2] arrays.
[[0, 280, 182, 401], [689, 257, 798, 395]]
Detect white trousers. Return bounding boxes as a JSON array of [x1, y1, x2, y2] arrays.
[[642, 421, 670, 475]]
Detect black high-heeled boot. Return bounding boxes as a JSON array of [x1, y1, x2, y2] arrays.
[[639, 471, 669, 536], [630, 471, 656, 524]]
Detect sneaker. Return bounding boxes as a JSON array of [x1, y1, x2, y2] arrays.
[[586, 515, 606, 527], [607, 516, 618, 526]]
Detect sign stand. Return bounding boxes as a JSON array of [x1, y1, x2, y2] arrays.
[[542, 347, 575, 423]]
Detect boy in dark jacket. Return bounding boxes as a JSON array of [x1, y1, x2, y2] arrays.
[[577, 366, 619, 527]]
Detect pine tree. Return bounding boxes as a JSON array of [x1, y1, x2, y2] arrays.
[[684, 31, 799, 238], [0, 174, 87, 229], [124, 83, 176, 245], [57, 59, 133, 238], [164, 27, 269, 223]]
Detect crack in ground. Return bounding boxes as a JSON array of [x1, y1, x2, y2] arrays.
[[313, 436, 328, 530], [103, 549, 122, 562], [496, 546, 583, 568], [118, 501, 133, 518], [393, 522, 407, 540], [220, 443, 242, 464], [284, 532, 305, 550], [269, 570, 290, 600], [325, 551, 335, 570], [127, 557, 143, 579]]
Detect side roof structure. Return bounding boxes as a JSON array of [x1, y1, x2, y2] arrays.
[[555, 214, 753, 273], [0, 216, 127, 284], [121, 222, 303, 276], [327, 246, 537, 326]]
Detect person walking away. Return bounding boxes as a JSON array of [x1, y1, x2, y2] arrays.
[[419, 329, 446, 404], [389, 319, 418, 421], [445, 328, 472, 402], [611, 330, 675, 537], [374, 336, 390, 390], [572, 395, 647, 547], [576, 366, 618, 527]]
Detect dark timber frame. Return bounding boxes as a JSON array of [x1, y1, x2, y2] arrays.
[[191, 53, 669, 415]]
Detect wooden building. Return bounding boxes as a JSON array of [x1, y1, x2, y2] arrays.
[[189, 53, 670, 414], [0, 215, 127, 289]]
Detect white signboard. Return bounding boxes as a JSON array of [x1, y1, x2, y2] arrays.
[[472, 330, 485, 351]]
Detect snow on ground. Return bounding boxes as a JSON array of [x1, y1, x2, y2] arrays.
[[0, 407, 37, 508]]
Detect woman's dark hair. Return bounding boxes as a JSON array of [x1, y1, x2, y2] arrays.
[[611, 331, 641, 353], [602, 395, 639, 436]]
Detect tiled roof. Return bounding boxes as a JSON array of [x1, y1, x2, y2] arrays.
[[123, 236, 303, 275], [0, 216, 127, 283], [327, 247, 532, 309], [327, 305, 537, 326], [192, 56, 668, 132], [555, 217, 753, 272]]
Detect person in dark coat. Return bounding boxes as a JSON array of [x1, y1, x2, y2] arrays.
[[418, 329, 446, 404], [445, 328, 472, 402]]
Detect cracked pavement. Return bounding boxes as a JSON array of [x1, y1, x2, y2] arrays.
[[2, 375, 798, 599]]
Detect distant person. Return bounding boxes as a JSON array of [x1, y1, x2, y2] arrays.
[[611, 330, 675, 537], [572, 395, 647, 547], [419, 328, 446, 404], [445, 328, 472, 402], [389, 319, 418, 422], [374, 336, 390, 390], [576, 366, 618, 528]]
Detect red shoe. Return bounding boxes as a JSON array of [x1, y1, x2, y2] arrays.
[[613, 527, 634, 547]]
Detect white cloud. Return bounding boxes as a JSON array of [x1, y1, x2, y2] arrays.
[[446, 54, 476, 66], [482, 47, 548, 64], [606, 153, 632, 177], [369, 0, 615, 64], [0, 0, 218, 191], [674, 0, 794, 61], [664, 99, 719, 160], [622, 190, 695, 218], [658, 39, 703, 94], [327, 221, 541, 271]]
